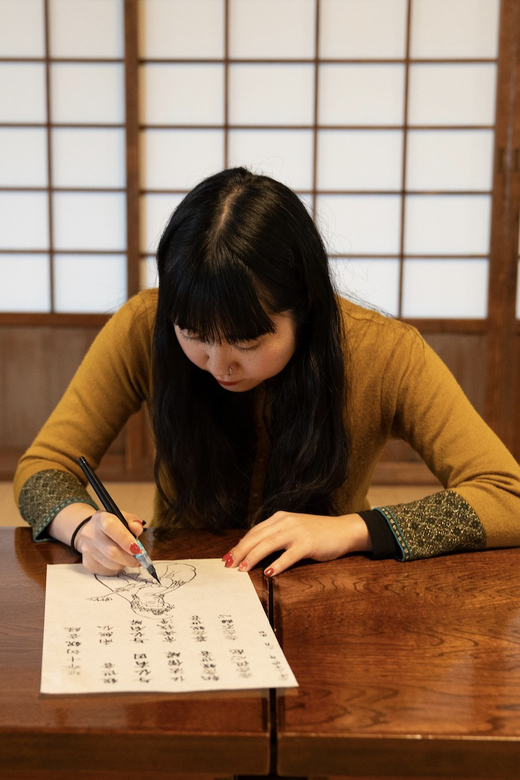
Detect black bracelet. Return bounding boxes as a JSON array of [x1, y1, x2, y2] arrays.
[[70, 516, 93, 553]]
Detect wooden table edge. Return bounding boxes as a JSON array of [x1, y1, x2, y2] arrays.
[[276, 733, 520, 778]]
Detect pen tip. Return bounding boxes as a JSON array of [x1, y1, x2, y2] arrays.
[[150, 566, 161, 584]]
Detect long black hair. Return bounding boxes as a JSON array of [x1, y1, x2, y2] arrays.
[[152, 167, 349, 532]]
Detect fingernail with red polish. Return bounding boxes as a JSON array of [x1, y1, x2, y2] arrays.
[[223, 553, 234, 568], [238, 560, 249, 572], [264, 567, 275, 577], [130, 542, 141, 555]]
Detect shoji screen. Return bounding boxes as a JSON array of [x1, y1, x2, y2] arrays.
[[137, 0, 499, 323], [1, 0, 519, 478], [138, 0, 318, 287], [325, 0, 496, 320], [0, 0, 127, 315]]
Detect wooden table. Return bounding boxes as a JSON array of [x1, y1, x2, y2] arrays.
[[0, 527, 271, 780], [5, 528, 520, 780], [274, 549, 520, 779]]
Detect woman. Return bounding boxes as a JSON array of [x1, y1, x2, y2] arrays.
[[14, 168, 520, 577]]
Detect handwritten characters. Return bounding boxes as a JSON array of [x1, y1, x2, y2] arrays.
[[42, 560, 298, 694]]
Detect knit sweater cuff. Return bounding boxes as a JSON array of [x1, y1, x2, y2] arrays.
[[18, 469, 99, 542], [372, 489, 486, 561]]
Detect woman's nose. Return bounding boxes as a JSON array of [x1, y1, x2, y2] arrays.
[[206, 345, 232, 376]]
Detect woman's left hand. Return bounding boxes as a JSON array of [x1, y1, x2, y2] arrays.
[[222, 510, 373, 577]]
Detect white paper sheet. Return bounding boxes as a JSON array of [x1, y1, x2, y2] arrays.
[[41, 559, 297, 694]]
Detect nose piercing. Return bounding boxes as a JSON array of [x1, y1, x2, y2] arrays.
[[228, 366, 233, 376]]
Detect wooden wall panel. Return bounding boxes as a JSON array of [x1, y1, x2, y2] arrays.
[[0, 325, 514, 484], [514, 333, 520, 460], [505, 331, 520, 461], [424, 333, 488, 415], [1, 326, 99, 450], [0, 325, 156, 481]]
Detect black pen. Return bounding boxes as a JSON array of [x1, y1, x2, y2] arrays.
[[77, 456, 160, 584]]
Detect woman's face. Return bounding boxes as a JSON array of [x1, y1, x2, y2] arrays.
[[174, 312, 297, 392]]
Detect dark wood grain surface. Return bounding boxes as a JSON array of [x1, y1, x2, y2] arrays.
[[7, 528, 520, 779], [0, 527, 270, 778], [274, 549, 520, 779]]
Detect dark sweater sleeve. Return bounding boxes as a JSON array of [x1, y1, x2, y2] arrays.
[[358, 509, 402, 559]]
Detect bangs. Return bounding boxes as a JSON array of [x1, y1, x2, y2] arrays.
[[167, 251, 277, 344]]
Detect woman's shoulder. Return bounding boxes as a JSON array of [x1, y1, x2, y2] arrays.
[[105, 288, 158, 336], [86, 289, 159, 370], [119, 287, 158, 318], [337, 295, 420, 349]]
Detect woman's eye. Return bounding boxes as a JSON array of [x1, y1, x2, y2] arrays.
[[179, 328, 200, 341], [235, 341, 260, 352]]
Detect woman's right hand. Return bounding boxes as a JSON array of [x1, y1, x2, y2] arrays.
[[73, 510, 145, 575], [48, 502, 145, 576]]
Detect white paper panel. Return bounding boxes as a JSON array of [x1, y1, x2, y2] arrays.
[[52, 129, 126, 188], [49, 0, 123, 58], [0, 193, 49, 249], [411, 0, 500, 59], [320, 0, 407, 58], [229, 0, 315, 58], [0, 129, 47, 187], [140, 193, 185, 254], [0, 64, 46, 123], [54, 254, 127, 314], [50, 64, 125, 124], [141, 130, 225, 190], [318, 64, 405, 126], [52, 193, 126, 251], [402, 258, 489, 318], [317, 130, 403, 191], [228, 130, 314, 191], [140, 256, 159, 290], [139, 0, 225, 59], [330, 258, 400, 316], [299, 193, 315, 218], [408, 64, 496, 126], [140, 64, 225, 125], [228, 64, 314, 125], [0, 254, 50, 312], [404, 195, 491, 255], [316, 195, 402, 255], [0, 0, 45, 57], [406, 130, 494, 191]]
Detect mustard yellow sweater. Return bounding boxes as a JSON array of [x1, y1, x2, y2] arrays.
[[14, 289, 520, 560]]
